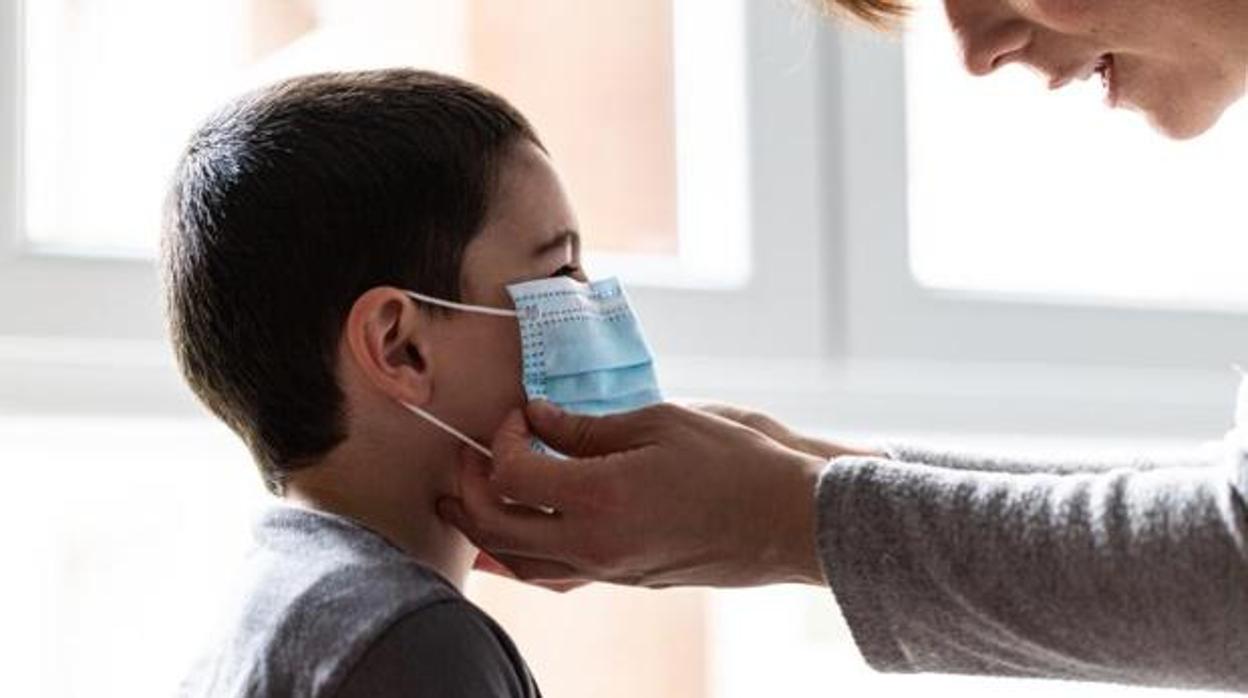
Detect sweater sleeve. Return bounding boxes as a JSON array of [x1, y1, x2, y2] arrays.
[[815, 448, 1248, 692]]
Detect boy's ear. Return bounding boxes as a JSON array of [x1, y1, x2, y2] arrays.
[[344, 287, 434, 407]]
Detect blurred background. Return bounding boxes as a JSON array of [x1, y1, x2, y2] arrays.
[[2, 0, 1245, 696]]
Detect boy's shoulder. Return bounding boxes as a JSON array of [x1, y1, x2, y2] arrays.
[[334, 598, 539, 698], [180, 505, 539, 698]]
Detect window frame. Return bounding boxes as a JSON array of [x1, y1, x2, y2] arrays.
[[0, 0, 166, 344], [827, 28, 1248, 372]]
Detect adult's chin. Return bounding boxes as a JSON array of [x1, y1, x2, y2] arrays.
[[1136, 82, 1243, 140], [1146, 110, 1220, 140]]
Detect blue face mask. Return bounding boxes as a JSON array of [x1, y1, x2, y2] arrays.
[[400, 276, 662, 458]]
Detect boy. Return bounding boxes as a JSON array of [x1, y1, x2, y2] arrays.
[[165, 68, 587, 697]]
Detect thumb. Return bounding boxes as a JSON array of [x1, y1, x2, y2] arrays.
[[525, 399, 666, 457]]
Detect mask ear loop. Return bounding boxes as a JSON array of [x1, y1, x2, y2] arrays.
[[404, 291, 519, 318], [397, 290, 519, 459], [400, 401, 494, 459]]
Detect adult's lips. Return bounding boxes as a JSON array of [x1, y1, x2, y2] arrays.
[[1048, 53, 1113, 91]]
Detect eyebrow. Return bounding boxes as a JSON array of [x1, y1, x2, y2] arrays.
[[532, 229, 580, 258]]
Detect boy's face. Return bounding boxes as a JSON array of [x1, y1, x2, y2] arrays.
[[422, 142, 587, 448]]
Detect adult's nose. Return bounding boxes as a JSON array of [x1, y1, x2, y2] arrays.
[[945, 1, 1031, 76]]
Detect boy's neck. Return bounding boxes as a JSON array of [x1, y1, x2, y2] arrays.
[[282, 439, 476, 589]]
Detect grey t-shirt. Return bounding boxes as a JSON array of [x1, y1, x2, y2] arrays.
[[180, 505, 540, 698]]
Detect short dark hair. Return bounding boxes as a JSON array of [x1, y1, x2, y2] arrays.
[[161, 69, 540, 492]]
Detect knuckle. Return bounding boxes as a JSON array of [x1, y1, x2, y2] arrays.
[[569, 415, 597, 452], [720, 404, 772, 432], [636, 402, 680, 433], [651, 402, 683, 421], [736, 411, 766, 430]]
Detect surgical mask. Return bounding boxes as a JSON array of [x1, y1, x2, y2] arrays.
[[400, 276, 662, 458]]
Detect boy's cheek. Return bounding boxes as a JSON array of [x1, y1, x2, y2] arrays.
[[465, 378, 527, 445], [442, 333, 527, 437]]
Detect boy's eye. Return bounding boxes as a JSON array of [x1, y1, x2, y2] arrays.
[[552, 264, 580, 278]]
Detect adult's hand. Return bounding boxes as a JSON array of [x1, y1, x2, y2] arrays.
[[471, 550, 587, 593], [685, 401, 880, 461], [437, 400, 832, 589]]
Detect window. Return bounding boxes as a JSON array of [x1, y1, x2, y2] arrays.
[[0, 417, 268, 697], [4, 0, 823, 360], [832, 15, 1248, 373], [20, 0, 748, 286], [905, 4, 1248, 312]]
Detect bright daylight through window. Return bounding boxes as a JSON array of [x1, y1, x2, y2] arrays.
[[905, 3, 1248, 312], [23, 0, 683, 258], [7, 3, 750, 696]]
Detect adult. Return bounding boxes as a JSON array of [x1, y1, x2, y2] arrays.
[[439, 0, 1248, 691]]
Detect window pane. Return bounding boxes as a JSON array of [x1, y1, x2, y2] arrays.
[[22, 0, 677, 257], [469, 2, 677, 255], [905, 4, 1248, 311]]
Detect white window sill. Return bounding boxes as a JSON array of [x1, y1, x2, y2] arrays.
[[0, 336, 1235, 445]]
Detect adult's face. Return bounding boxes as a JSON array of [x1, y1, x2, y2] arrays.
[[943, 0, 1248, 138]]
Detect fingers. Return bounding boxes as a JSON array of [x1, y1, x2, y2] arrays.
[[684, 401, 879, 460], [439, 444, 599, 559], [680, 400, 743, 420], [487, 552, 589, 591], [486, 414, 601, 510], [473, 549, 588, 592], [437, 495, 563, 557], [524, 399, 666, 457], [682, 401, 815, 453], [440, 444, 584, 555]]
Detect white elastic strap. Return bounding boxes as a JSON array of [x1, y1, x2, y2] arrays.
[[405, 291, 518, 318], [400, 402, 494, 459]]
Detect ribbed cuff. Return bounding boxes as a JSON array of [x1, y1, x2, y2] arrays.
[[814, 456, 914, 673]]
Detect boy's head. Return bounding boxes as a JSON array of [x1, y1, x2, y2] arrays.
[[163, 69, 585, 493]]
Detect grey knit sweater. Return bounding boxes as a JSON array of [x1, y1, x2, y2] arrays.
[[816, 430, 1248, 692]]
